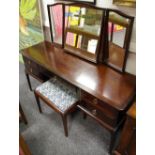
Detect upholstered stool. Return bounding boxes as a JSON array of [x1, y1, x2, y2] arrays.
[[34, 77, 78, 137]]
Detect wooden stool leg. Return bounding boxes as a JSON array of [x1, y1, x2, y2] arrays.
[[25, 72, 32, 91], [34, 92, 42, 113], [19, 104, 28, 124], [61, 114, 68, 137]]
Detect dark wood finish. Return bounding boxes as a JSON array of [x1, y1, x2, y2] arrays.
[[22, 41, 135, 111], [113, 102, 136, 155], [81, 90, 120, 127], [34, 92, 42, 113], [64, 44, 96, 63], [34, 89, 78, 137], [20, 134, 31, 155], [47, 2, 134, 71], [25, 72, 32, 91], [22, 41, 135, 152], [23, 56, 54, 91], [19, 103, 28, 124], [61, 114, 68, 137], [104, 9, 134, 73]]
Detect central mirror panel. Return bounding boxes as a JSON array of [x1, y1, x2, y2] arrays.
[[64, 4, 104, 63]]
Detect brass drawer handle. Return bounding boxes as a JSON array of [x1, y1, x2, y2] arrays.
[[92, 109, 97, 115], [28, 61, 31, 65], [93, 98, 98, 105]]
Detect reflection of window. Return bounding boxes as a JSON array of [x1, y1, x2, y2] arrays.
[[64, 6, 103, 62]]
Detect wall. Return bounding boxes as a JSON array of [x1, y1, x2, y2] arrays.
[[40, 0, 136, 75]]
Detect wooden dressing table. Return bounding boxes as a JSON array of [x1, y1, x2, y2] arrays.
[[22, 41, 136, 153]]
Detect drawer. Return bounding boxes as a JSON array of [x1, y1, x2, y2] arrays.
[[82, 101, 118, 127], [23, 57, 37, 69], [81, 90, 119, 120], [23, 56, 50, 81]]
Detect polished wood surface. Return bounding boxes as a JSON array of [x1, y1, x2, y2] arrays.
[[127, 102, 136, 119], [22, 41, 135, 111]]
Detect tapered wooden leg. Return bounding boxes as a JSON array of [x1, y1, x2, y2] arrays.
[[83, 112, 87, 119], [34, 92, 42, 113], [25, 72, 32, 91], [61, 114, 68, 137], [19, 103, 28, 124]]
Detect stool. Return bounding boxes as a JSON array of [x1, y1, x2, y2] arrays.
[[34, 77, 78, 137]]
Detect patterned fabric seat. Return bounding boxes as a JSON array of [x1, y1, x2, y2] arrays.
[[36, 77, 78, 112], [34, 76, 78, 137]]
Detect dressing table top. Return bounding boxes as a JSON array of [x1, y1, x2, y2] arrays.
[[22, 41, 136, 111]]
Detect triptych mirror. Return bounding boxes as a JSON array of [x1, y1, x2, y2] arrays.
[[47, 3, 134, 72]]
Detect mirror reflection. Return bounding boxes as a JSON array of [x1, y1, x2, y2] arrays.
[[64, 5, 103, 62], [106, 11, 131, 71], [49, 4, 63, 45]]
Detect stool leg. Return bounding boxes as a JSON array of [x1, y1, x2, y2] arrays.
[[25, 72, 32, 91], [34, 92, 42, 113], [61, 114, 68, 137]]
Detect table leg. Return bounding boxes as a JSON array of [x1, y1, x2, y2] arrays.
[[25, 72, 32, 91]]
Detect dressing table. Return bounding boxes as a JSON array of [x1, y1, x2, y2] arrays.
[[22, 41, 135, 153]]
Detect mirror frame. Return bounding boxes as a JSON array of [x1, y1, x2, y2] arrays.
[[63, 2, 106, 63], [47, 3, 65, 48], [103, 9, 134, 72]]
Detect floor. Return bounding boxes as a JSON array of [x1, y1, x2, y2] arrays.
[[19, 62, 110, 155]]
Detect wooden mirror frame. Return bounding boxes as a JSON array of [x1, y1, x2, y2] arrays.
[[103, 9, 134, 73], [47, 3, 65, 48], [63, 2, 106, 63], [47, 3, 134, 71]]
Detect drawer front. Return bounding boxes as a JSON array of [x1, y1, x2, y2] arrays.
[[23, 57, 40, 75], [81, 90, 119, 127], [82, 101, 118, 127], [23, 56, 51, 81], [23, 57, 37, 69]]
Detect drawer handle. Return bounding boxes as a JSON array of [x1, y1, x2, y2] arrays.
[[93, 98, 98, 105], [92, 109, 97, 115], [28, 61, 31, 65], [30, 68, 33, 73]]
